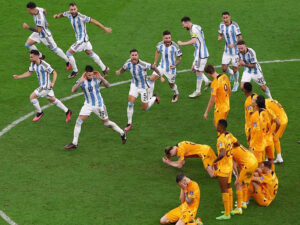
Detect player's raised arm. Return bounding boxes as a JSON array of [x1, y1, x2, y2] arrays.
[[94, 71, 110, 88], [72, 73, 86, 92], [184, 192, 195, 204], [53, 13, 64, 19], [115, 67, 126, 76], [177, 38, 196, 46], [90, 18, 112, 33], [13, 71, 32, 79], [179, 189, 185, 203]]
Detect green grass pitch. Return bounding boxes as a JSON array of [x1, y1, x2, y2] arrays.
[[0, 0, 299, 224]]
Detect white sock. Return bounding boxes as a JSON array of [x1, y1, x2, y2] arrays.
[[196, 75, 203, 92], [172, 84, 179, 95], [54, 48, 69, 62], [202, 73, 210, 85], [146, 96, 156, 111], [276, 153, 282, 160], [226, 67, 234, 75], [104, 120, 124, 135], [72, 118, 83, 145], [127, 102, 134, 124], [54, 99, 68, 113], [89, 53, 106, 71], [66, 51, 78, 72], [31, 99, 42, 113], [264, 86, 272, 99], [26, 43, 42, 58], [148, 80, 155, 97], [234, 71, 239, 83]]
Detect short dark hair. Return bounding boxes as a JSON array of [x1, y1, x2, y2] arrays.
[[218, 119, 227, 129], [26, 2, 36, 9], [176, 173, 185, 183], [30, 50, 39, 56], [222, 11, 230, 16], [263, 161, 272, 169], [165, 146, 173, 157], [85, 65, 93, 72], [243, 82, 252, 92], [237, 40, 246, 46], [130, 49, 138, 54], [256, 95, 266, 109], [181, 16, 191, 22], [69, 2, 77, 6], [163, 30, 171, 36], [204, 64, 215, 74]]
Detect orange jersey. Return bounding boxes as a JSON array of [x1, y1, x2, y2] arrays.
[[182, 180, 201, 212], [216, 132, 236, 173], [259, 171, 278, 201], [232, 145, 258, 168], [176, 141, 213, 161], [266, 99, 288, 123], [259, 109, 277, 146], [249, 111, 265, 151], [244, 94, 258, 133], [211, 74, 231, 112]]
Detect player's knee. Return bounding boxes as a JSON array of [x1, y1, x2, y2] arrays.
[[66, 51, 73, 56], [128, 102, 134, 107], [222, 66, 227, 72], [76, 118, 83, 125], [25, 43, 31, 48], [51, 47, 58, 53], [88, 52, 94, 57], [104, 121, 112, 128], [160, 216, 169, 224]]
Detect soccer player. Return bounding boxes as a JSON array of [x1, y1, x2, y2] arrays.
[[64, 65, 126, 149], [24, 2, 70, 69], [242, 82, 257, 142], [160, 173, 202, 225], [13, 50, 72, 122], [53, 2, 111, 78], [218, 11, 242, 92], [237, 40, 272, 99], [115, 49, 162, 132], [247, 161, 278, 206], [178, 16, 211, 98], [265, 98, 288, 163], [150, 30, 182, 102], [203, 65, 231, 127], [162, 141, 216, 174], [232, 144, 258, 214]]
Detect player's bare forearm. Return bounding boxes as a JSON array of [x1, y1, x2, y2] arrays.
[[169, 160, 185, 168], [151, 64, 162, 77], [214, 148, 225, 164], [178, 38, 196, 46], [218, 34, 223, 41], [13, 71, 32, 79], [205, 95, 215, 115], [90, 18, 112, 33], [175, 56, 182, 66], [244, 63, 256, 68], [72, 82, 82, 93], [154, 51, 160, 65], [101, 78, 110, 88], [51, 71, 57, 87], [180, 189, 185, 203], [116, 68, 125, 75], [53, 13, 64, 19], [237, 35, 242, 41]]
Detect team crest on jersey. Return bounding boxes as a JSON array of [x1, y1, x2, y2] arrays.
[[248, 105, 251, 110], [37, 21, 41, 25], [253, 122, 257, 127], [219, 142, 223, 147], [211, 88, 213, 92], [189, 191, 193, 195]]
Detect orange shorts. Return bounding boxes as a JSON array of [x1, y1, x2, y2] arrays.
[[166, 205, 196, 224], [274, 122, 287, 140], [214, 110, 229, 127], [202, 150, 217, 169], [238, 161, 258, 185], [265, 143, 275, 160], [252, 186, 272, 206], [253, 150, 265, 163], [214, 169, 232, 183]]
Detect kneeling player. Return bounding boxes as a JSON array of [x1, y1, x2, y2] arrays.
[[160, 173, 202, 225]]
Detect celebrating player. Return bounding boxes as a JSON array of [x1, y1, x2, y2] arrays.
[[203, 65, 231, 127], [162, 141, 216, 175], [116, 49, 161, 132], [178, 16, 211, 98], [218, 11, 242, 92], [160, 173, 202, 225], [150, 30, 182, 102], [13, 50, 72, 122], [64, 65, 126, 149], [237, 40, 272, 99], [24, 2, 70, 69], [53, 2, 111, 78]]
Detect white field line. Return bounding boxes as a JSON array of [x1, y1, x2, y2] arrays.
[[0, 211, 18, 225], [0, 58, 299, 139]]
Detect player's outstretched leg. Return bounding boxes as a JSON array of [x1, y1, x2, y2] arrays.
[[88, 51, 106, 71], [30, 92, 44, 122], [189, 71, 203, 98], [49, 98, 72, 122], [66, 50, 79, 79], [52, 47, 71, 71], [125, 102, 134, 131], [143, 94, 160, 111], [65, 117, 86, 149], [104, 120, 127, 144], [170, 83, 179, 103], [202, 73, 211, 91]]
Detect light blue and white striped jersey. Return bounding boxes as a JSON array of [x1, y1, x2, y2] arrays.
[[77, 77, 104, 107], [156, 41, 182, 75], [33, 7, 52, 38], [238, 48, 262, 74], [190, 24, 209, 58], [63, 11, 91, 42], [122, 59, 151, 89], [218, 21, 241, 55], [29, 60, 54, 89]]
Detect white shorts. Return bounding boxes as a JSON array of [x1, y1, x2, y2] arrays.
[[34, 87, 55, 99], [128, 83, 150, 103], [222, 52, 239, 67], [241, 70, 266, 86], [29, 33, 58, 51], [193, 57, 208, 72], [153, 66, 176, 84], [79, 103, 108, 120], [70, 41, 93, 53]]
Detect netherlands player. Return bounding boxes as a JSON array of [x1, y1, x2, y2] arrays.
[[64, 65, 126, 149], [160, 173, 203, 225], [53, 2, 111, 78], [150, 30, 182, 102], [116, 49, 162, 132], [24, 2, 70, 70], [218, 12, 242, 92], [237, 40, 272, 99], [13, 50, 72, 122], [178, 16, 211, 98]]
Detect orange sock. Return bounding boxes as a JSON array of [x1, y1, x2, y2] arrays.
[[271, 163, 275, 171], [274, 139, 281, 154], [228, 188, 233, 211], [242, 185, 249, 202], [236, 190, 243, 208], [222, 193, 230, 216]]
